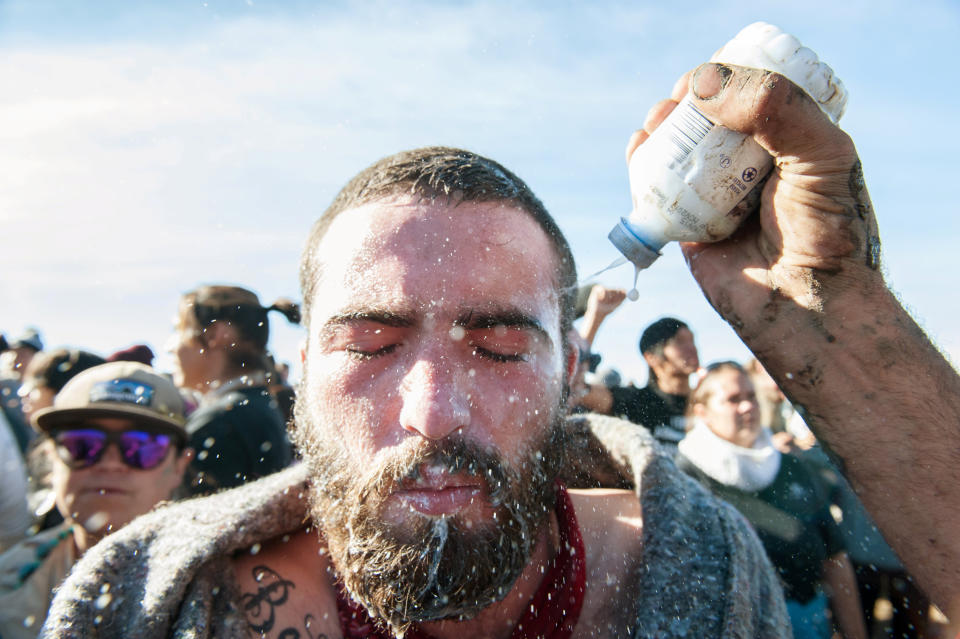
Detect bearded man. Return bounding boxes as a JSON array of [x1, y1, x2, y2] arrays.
[[40, 144, 788, 637], [44, 62, 960, 637]]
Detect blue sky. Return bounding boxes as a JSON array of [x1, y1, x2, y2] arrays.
[[2, 0, 958, 384]]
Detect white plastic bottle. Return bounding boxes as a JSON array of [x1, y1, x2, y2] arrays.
[[609, 22, 848, 270]]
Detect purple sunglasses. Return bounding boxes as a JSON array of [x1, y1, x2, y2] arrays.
[[52, 427, 178, 470]]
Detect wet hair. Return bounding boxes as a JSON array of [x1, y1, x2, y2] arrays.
[[298, 146, 578, 341], [685, 360, 746, 419], [180, 285, 301, 372], [23, 349, 106, 394]]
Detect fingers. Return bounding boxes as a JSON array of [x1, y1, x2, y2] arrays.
[[588, 285, 628, 313], [599, 288, 627, 307], [688, 63, 856, 166], [624, 129, 648, 164], [625, 98, 679, 163], [670, 69, 692, 102]]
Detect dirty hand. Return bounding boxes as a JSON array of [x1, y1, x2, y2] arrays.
[[626, 63, 882, 337], [587, 285, 627, 318]]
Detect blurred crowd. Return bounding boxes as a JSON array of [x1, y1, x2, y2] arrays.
[[0, 282, 943, 638], [0, 286, 299, 638], [567, 284, 941, 639]]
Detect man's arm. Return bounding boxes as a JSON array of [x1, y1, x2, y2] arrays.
[[578, 285, 627, 349], [632, 62, 960, 610], [574, 286, 625, 415], [822, 553, 868, 639]]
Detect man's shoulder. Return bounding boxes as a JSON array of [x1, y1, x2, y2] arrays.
[[115, 463, 309, 546], [563, 414, 791, 636]]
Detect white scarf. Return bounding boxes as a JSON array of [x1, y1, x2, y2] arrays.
[[678, 421, 782, 492]]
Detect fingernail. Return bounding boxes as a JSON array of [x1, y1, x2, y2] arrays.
[[692, 63, 733, 100]]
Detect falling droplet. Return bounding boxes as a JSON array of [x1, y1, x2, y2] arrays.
[[627, 264, 642, 301]]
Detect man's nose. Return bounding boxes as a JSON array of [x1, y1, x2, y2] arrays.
[[398, 356, 470, 440]]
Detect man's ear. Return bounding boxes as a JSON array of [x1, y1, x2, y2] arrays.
[[299, 338, 307, 365]]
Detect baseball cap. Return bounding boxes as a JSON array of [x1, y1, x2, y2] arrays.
[[33, 361, 187, 442]]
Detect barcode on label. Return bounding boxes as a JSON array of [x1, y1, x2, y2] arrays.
[[668, 101, 714, 165]]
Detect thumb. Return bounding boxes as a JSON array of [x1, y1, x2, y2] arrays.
[[688, 63, 854, 167]]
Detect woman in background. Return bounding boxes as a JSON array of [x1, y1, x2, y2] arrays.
[[676, 362, 867, 639], [168, 285, 299, 495]]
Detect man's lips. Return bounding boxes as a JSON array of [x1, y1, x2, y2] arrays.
[[392, 466, 485, 516]]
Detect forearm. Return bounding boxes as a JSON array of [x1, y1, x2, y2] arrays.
[[736, 264, 960, 608], [822, 553, 867, 639], [578, 309, 604, 349]]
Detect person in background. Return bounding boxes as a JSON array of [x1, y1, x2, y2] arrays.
[[1, 328, 45, 456], [18, 348, 108, 532], [0, 361, 192, 639], [0, 407, 31, 552], [0, 329, 44, 382], [676, 362, 867, 639], [570, 285, 628, 415], [576, 285, 627, 353], [106, 344, 155, 366], [581, 316, 700, 455], [265, 353, 296, 426], [167, 285, 299, 494], [744, 358, 816, 451], [19, 349, 107, 428]]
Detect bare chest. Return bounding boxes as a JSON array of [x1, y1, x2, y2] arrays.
[[232, 529, 343, 639]]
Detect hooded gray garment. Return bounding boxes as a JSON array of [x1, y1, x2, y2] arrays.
[[42, 414, 790, 638]]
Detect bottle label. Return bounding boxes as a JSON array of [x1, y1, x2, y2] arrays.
[[627, 96, 773, 245], [666, 100, 714, 165]]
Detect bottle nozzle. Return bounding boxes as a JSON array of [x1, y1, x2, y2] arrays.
[[608, 218, 661, 270]]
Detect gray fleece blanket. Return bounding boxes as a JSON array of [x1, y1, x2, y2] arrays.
[[42, 415, 790, 638]]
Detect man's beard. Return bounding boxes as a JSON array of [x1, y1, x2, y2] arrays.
[[292, 396, 566, 636]]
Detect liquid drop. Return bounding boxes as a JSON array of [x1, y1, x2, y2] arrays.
[[626, 264, 641, 301]]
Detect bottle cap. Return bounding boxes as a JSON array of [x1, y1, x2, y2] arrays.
[[608, 219, 661, 269], [711, 22, 847, 123]]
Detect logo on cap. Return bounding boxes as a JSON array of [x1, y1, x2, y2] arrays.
[[89, 379, 155, 407]]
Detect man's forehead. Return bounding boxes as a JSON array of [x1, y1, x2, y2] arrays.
[[317, 196, 548, 258], [309, 197, 561, 317]]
